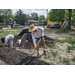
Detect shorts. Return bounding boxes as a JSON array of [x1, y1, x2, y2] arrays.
[[36, 37, 45, 45]]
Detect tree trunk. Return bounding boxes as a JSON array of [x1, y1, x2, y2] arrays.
[[68, 9, 72, 29]]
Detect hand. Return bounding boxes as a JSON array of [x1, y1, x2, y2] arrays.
[[34, 45, 37, 49], [2, 44, 4, 47], [40, 36, 44, 38]]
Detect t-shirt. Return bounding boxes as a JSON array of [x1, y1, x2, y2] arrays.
[[5, 34, 14, 43], [31, 27, 44, 45]]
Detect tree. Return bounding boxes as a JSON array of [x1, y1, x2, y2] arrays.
[[44, 20, 47, 25], [68, 9, 72, 29], [31, 12, 39, 21], [71, 9, 75, 25], [14, 9, 28, 25], [49, 9, 65, 22], [39, 15, 45, 19], [0, 9, 14, 25], [0, 16, 3, 23]]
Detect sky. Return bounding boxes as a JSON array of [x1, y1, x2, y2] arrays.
[[12, 9, 51, 18]]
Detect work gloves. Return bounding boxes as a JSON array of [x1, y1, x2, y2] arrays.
[[34, 45, 37, 49], [2, 44, 4, 47], [40, 35, 44, 38]]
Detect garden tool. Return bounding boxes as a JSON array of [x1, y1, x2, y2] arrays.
[[17, 33, 26, 45], [25, 38, 42, 65]]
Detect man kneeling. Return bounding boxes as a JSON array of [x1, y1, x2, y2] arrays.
[[1, 34, 14, 47]]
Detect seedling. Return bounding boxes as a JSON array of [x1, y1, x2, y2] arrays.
[[51, 51, 58, 57], [63, 58, 70, 65], [71, 56, 75, 61], [48, 44, 53, 47]]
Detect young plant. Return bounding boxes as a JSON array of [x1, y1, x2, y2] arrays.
[[48, 44, 53, 47], [62, 58, 70, 65], [51, 51, 58, 57], [71, 56, 75, 62]]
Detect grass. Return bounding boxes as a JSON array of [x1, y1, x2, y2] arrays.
[[55, 29, 72, 34], [67, 45, 75, 50], [0, 25, 7, 27], [71, 56, 75, 61], [55, 29, 62, 34], [0, 62, 3, 65], [48, 44, 53, 47], [62, 58, 70, 65], [66, 50, 71, 53], [0, 28, 23, 38], [44, 51, 51, 59], [46, 45, 48, 49], [51, 51, 58, 57], [55, 38, 75, 45]]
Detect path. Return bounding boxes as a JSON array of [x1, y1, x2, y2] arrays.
[[44, 28, 75, 39]]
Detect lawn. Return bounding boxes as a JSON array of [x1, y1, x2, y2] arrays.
[[0, 28, 23, 38], [0, 25, 8, 28]]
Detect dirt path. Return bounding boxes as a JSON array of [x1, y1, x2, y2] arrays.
[[44, 28, 75, 39], [15, 42, 75, 65]]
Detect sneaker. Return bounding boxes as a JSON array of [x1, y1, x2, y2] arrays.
[[44, 51, 47, 56]]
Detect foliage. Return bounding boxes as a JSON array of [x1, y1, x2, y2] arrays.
[[31, 12, 39, 21], [14, 9, 28, 25], [39, 15, 45, 19], [0, 9, 14, 24], [44, 20, 47, 25], [67, 45, 75, 50], [48, 44, 53, 47], [71, 10, 75, 24], [71, 56, 75, 61], [49, 9, 65, 22], [0, 16, 3, 23]]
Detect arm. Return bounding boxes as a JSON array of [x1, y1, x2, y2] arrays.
[[31, 32, 36, 45], [39, 27, 44, 37], [4, 37, 8, 45]]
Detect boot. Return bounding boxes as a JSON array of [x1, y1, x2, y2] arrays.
[[37, 53, 39, 58], [44, 50, 47, 55]]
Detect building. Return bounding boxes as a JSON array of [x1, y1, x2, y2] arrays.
[[25, 15, 34, 25], [25, 15, 39, 26], [39, 19, 46, 26]]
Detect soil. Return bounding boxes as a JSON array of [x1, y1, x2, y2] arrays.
[[44, 28, 75, 39], [13, 28, 54, 49], [0, 46, 49, 65], [0, 28, 54, 65]]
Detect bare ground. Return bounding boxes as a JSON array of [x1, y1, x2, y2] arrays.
[[44, 28, 75, 39], [0, 28, 75, 65]]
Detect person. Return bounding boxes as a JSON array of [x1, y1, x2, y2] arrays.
[[11, 24, 13, 29], [1, 34, 14, 47], [29, 24, 47, 57]]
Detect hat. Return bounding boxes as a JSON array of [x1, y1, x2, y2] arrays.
[[29, 24, 37, 32]]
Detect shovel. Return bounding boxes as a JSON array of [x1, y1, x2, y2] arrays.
[[17, 33, 26, 45], [25, 38, 42, 65]]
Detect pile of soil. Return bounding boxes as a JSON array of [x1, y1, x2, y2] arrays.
[[0, 46, 49, 65], [13, 28, 54, 49]]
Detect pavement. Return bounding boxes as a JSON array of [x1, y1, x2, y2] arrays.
[[3, 27, 11, 30]]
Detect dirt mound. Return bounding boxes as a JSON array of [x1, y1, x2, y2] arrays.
[[0, 46, 49, 65], [13, 28, 54, 49]]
